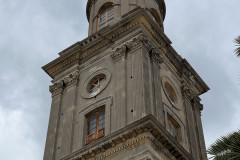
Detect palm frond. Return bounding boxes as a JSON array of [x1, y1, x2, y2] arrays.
[[207, 130, 240, 160], [234, 36, 240, 57]]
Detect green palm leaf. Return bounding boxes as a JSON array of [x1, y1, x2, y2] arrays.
[[207, 130, 240, 160], [234, 36, 240, 57]]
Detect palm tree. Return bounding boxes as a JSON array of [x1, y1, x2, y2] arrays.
[[234, 36, 240, 57], [207, 130, 240, 160]]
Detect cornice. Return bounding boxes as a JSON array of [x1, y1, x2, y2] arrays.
[[42, 8, 209, 95], [182, 59, 210, 95], [60, 115, 193, 160], [43, 8, 168, 79]]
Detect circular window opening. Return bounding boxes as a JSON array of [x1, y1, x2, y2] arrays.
[[88, 74, 106, 96], [164, 82, 177, 105]]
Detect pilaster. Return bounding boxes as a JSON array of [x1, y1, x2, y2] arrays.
[[46, 69, 80, 160], [181, 83, 200, 160], [110, 44, 127, 131], [191, 96, 208, 160]]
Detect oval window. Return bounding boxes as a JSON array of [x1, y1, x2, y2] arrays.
[[88, 74, 106, 96], [164, 82, 177, 105]]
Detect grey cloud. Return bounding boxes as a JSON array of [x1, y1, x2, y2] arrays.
[[0, 0, 239, 159]]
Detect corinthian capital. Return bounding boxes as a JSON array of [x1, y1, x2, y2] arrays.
[[49, 80, 64, 94], [150, 48, 163, 64], [110, 44, 127, 62]]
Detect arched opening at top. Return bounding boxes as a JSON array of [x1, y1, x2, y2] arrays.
[[86, 106, 105, 144], [97, 3, 114, 31]]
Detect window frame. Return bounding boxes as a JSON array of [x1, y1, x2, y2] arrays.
[[97, 5, 114, 30], [167, 114, 180, 141], [86, 108, 105, 144], [88, 75, 106, 95]]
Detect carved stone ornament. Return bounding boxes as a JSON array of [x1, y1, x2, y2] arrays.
[[188, 72, 196, 86], [63, 70, 80, 86], [49, 70, 80, 94], [62, 115, 192, 160], [110, 33, 163, 63], [191, 95, 203, 111], [181, 83, 195, 100], [150, 48, 163, 64], [110, 44, 127, 61], [49, 80, 64, 94]]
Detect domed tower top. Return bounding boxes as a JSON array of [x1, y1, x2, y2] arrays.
[[86, 0, 166, 35]]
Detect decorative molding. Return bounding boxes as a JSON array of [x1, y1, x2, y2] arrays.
[[49, 70, 80, 95], [60, 115, 193, 160], [110, 44, 127, 62], [188, 72, 196, 86], [150, 48, 164, 64], [80, 69, 111, 99], [164, 49, 182, 74], [43, 8, 208, 95], [182, 69, 202, 93], [181, 82, 203, 111], [181, 82, 195, 101], [109, 33, 164, 65], [49, 80, 64, 96]]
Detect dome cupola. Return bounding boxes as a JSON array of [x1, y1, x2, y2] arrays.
[[86, 0, 166, 35]]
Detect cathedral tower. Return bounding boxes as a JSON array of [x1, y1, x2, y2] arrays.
[[42, 0, 209, 160]]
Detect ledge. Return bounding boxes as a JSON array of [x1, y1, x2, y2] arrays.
[[60, 114, 194, 160]]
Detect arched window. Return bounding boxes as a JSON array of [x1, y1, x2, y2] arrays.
[[86, 107, 105, 144], [98, 4, 114, 30], [167, 114, 181, 141], [164, 82, 177, 105]]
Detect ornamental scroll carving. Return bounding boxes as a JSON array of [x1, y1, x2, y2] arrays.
[[181, 82, 203, 111], [110, 44, 127, 62], [181, 82, 195, 100], [183, 69, 203, 94], [49, 81, 64, 94], [110, 33, 164, 64], [150, 48, 163, 64], [49, 70, 80, 94]]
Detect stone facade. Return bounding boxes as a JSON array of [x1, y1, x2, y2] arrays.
[[42, 1, 209, 160]]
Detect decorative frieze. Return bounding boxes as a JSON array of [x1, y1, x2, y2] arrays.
[[60, 115, 193, 160], [110, 33, 164, 65]]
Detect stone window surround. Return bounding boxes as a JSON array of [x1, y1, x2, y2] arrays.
[[86, 107, 105, 144], [97, 2, 114, 31], [161, 76, 181, 110], [163, 107, 184, 144], [80, 69, 111, 99], [167, 113, 180, 141], [77, 96, 112, 146]]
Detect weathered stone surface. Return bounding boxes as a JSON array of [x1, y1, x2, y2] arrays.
[[42, 1, 209, 160]]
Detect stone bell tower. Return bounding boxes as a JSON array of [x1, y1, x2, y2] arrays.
[[42, 0, 209, 160]]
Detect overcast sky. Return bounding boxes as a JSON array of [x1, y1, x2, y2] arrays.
[[0, 0, 239, 159]]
